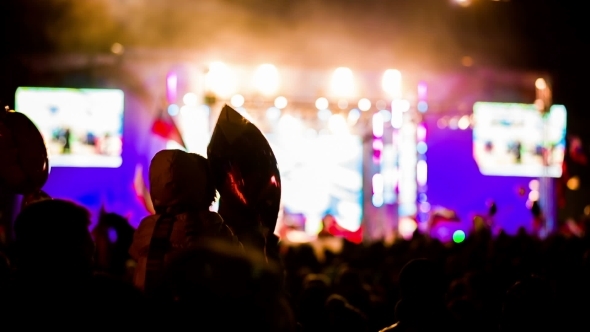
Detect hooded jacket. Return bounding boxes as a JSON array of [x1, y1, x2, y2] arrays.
[[129, 150, 238, 292]]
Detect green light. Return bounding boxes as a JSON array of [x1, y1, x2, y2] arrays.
[[453, 230, 465, 243]]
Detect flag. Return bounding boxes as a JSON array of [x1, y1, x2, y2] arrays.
[[151, 108, 186, 149], [429, 207, 460, 228]]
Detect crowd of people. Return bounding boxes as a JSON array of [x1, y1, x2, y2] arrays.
[[1, 149, 590, 331]]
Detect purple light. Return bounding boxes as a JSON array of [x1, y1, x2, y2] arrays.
[[418, 81, 427, 100], [373, 139, 383, 163], [417, 124, 427, 141], [166, 72, 178, 104]]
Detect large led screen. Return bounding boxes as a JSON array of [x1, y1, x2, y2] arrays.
[[473, 102, 566, 177], [15, 87, 124, 168], [265, 116, 363, 233]]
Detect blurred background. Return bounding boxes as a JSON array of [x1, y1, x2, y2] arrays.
[[1, 0, 588, 243]]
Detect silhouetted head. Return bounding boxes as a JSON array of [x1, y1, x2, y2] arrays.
[[14, 199, 94, 278], [153, 239, 295, 331], [325, 294, 368, 332], [149, 149, 216, 214], [398, 258, 445, 302], [501, 275, 555, 332]]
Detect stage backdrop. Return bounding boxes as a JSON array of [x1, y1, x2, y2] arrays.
[[424, 115, 536, 235]]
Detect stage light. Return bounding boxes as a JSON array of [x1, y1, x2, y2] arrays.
[[417, 101, 428, 113], [183, 92, 198, 106], [529, 190, 539, 202], [382, 69, 402, 98], [535, 78, 547, 90], [373, 139, 384, 151], [372, 194, 384, 207], [373, 139, 383, 164], [348, 108, 361, 125], [380, 109, 392, 122], [418, 81, 428, 100], [336, 201, 362, 231], [437, 117, 448, 129], [266, 107, 281, 121], [417, 160, 427, 186], [305, 215, 322, 235], [567, 176, 580, 190], [331, 67, 355, 98], [274, 96, 288, 109], [373, 173, 384, 194], [419, 202, 431, 213], [458, 115, 470, 130], [417, 124, 427, 141], [399, 217, 417, 240], [448, 117, 459, 129], [316, 97, 329, 110], [392, 99, 410, 113], [230, 94, 245, 108], [206, 61, 236, 98], [338, 99, 348, 109], [417, 142, 428, 154], [358, 98, 372, 111], [328, 114, 349, 135], [452, 230, 465, 243], [373, 112, 384, 138], [253, 64, 280, 96], [166, 72, 177, 103], [167, 104, 179, 116], [529, 179, 539, 191], [318, 108, 332, 121], [391, 109, 403, 129]]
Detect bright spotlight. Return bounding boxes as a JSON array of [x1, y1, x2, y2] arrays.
[[535, 78, 547, 90], [253, 64, 280, 96], [382, 69, 402, 98], [372, 112, 384, 138], [230, 94, 245, 108], [330, 67, 355, 98], [458, 115, 470, 130], [315, 97, 329, 110], [391, 99, 410, 113], [183, 92, 198, 106], [358, 98, 372, 111], [206, 61, 236, 98], [274, 96, 288, 109]]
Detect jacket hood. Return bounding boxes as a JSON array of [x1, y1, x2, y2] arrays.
[[149, 149, 215, 213]]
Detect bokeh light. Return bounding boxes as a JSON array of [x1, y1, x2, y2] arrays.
[[183, 92, 198, 106], [331, 67, 355, 98], [453, 230, 466, 243], [253, 64, 280, 96], [230, 94, 245, 108], [274, 96, 288, 109], [358, 98, 372, 111], [315, 97, 329, 110]]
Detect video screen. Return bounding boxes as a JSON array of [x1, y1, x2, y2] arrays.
[[15, 87, 124, 168], [266, 120, 363, 233], [473, 102, 567, 177]]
